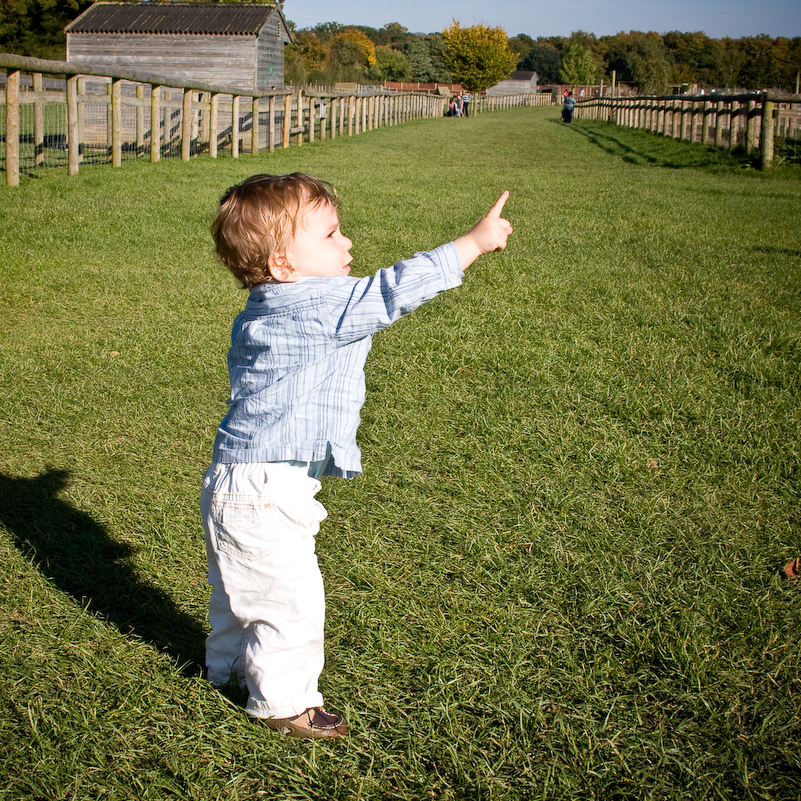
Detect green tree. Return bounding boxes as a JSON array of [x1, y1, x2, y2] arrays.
[[305, 21, 344, 40], [371, 22, 413, 48], [520, 42, 562, 83], [627, 34, 671, 94], [663, 30, 717, 85], [560, 38, 600, 85], [441, 20, 517, 93], [284, 29, 330, 85], [422, 33, 453, 83], [778, 37, 801, 93], [401, 36, 434, 81], [400, 34, 451, 83], [738, 34, 778, 88], [333, 29, 376, 68], [508, 32, 535, 66], [0, 0, 93, 59], [598, 32, 636, 82], [368, 46, 413, 82], [326, 27, 377, 81], [710, 37, 747, 88]]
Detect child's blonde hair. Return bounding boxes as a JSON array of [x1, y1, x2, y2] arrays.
[[211, 173, 338, 288]]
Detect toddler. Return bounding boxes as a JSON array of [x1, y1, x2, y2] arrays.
[[202, 173, 512, 738]]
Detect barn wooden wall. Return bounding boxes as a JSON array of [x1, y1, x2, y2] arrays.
[[67, 33, 275, 92], [256, 17, 284, 91]]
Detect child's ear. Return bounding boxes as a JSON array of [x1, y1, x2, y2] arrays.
[[267, 252, 295, 283]]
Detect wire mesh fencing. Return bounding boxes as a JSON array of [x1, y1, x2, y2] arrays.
[[2, 54, 539, 185]]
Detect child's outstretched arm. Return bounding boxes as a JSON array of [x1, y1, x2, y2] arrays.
[[452, 191, 513, 271]]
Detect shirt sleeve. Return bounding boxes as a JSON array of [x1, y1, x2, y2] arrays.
[[318, 242, 464, 344]]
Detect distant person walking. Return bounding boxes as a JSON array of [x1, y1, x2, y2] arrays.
[[461, 92, 472, 116], [561, 91, 576, 123]]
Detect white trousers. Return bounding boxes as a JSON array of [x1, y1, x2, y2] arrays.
[[201, 461, 328, 719]]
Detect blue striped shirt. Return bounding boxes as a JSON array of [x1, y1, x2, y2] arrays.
[[212, 242, 463, 477]]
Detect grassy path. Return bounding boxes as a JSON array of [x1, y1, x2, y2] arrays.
[[1, 106, 800, 799]]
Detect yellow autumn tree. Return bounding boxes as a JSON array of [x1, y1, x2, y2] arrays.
[[332, 29, 377, 68], [441, 21, 517, 94]]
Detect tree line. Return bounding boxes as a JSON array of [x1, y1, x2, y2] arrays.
[[511, 30, 801, 93], [2, 0, 800, 94]]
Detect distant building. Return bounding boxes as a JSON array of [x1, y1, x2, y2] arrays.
[[66, 1, 293, 92], [486, 71, 539, 96]]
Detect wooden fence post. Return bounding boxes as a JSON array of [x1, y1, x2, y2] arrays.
[[135, 85, 145, 156], [679, 100, 688, 140], [111, 78, 122, 167], [181, 88, 192, 161], [729, 100, 739, 146], [33, 72, 44, 167], [66, 74, 80, 176], [150, 85, 161, 162], [283, 93, 291, 148], [746, 99, 758, 153], [268, 95, 275, 152], [232, 95, 240, 158], [76, 77, 85, 164], [5, 68, 20, 185], [198, 91, 209, 155], [209, 93, 219, 158], [761, 97, 774, 169], [296, 88, 304, 145], [703, 101, 712, 144], [251, 96, 260, 154]]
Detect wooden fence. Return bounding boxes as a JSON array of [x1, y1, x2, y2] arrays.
[[574, 92, 801, 169], [1, 53, 538, 186]]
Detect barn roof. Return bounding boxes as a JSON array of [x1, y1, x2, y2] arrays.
[[66, 1, 283, 36]]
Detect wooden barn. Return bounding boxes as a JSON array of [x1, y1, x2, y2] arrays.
[[486, 71, 539, 96], [65, 1, 293, 92]]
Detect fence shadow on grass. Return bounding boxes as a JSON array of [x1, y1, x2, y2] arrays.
[[0, 468, 206, 673], [557, 119, 759, 170]]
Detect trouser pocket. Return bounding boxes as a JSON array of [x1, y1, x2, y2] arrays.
[[210, 496, 279, 562]]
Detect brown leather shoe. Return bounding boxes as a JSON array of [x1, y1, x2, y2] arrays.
[[263, 707, 348, 739]]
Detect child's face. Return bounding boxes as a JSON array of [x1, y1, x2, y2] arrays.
[[280, 200, 353, 281]]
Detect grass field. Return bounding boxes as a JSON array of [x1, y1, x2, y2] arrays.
[[1, 106, 800, 800]]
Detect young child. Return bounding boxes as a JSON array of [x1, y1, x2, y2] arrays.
[[202, 173, 512, 739]]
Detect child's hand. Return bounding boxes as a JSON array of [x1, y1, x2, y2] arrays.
[[453, 191, 513, 271]]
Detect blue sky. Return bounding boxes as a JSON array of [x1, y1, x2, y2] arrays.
[[283, 0, 801, 38]]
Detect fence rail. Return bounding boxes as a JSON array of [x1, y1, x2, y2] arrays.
[[574, 92, 801, 168], [1, 53, 538, 186]]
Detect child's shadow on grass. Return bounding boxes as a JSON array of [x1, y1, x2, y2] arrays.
[[0, 468, 206, 673]]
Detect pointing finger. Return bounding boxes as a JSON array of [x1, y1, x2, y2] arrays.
[[487, 190, 509, 218]]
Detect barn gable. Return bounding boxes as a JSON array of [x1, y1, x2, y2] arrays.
[[66, 1, 293, 92]]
